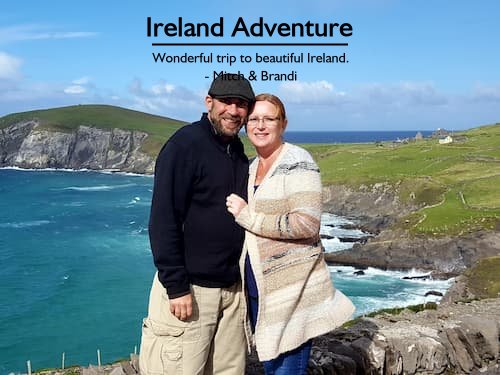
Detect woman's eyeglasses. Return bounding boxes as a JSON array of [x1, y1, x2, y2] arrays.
[[247, 116, 280, 127]]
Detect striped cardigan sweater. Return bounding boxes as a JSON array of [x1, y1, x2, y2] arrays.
[[236, 142, 355, 361]]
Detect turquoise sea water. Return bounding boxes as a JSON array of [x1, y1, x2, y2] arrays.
[[0, 169, 451, 374]]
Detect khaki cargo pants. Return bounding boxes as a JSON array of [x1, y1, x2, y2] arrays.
[[139, 273, 246, 375]]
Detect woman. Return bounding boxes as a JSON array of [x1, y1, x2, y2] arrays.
[[226, 94, 355, 374]]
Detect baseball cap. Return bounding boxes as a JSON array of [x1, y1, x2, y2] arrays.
[[208, 73, 255, 103]]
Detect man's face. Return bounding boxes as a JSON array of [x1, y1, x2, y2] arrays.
[[205, 96, 249, 138]]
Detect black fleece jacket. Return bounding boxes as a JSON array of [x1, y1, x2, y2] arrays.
[[148, 113, 249, 298]]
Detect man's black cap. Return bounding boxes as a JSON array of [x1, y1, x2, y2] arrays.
[[208, 73, 255, 103]]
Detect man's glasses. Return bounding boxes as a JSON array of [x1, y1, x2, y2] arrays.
[[247, 116, 280, 127]]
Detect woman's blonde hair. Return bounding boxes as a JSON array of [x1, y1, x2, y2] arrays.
[[254, 93, 287, 121]]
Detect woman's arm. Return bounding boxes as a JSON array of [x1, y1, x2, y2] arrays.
[[228, 162, 322, 240]]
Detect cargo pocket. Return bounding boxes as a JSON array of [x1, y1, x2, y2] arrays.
[[139, 317, 184, 375]]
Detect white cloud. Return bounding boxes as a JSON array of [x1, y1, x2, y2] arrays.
[[0, 51, 22, 80], [63, 77, 95, 95], [128, 78, 145, 96], [64, 85, 86, 94], [72, 76, 91, 85], [128, 78, 200, 119], [398, 81, 448, 106], [63, 77, 89, 95], [280, 80, 444, 109], [278, 80, 347, 105], [0, 24, 98, 44], [0, 79, 82, 116], [472, 84, 500, 102], [359, 81, 447, 107], [47, 32, 98, 39], [151, 83, 175, 95]]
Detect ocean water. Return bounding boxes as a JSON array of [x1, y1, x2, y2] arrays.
[[283, 130, 434, 144], [321, 213, 451, 314], [0, 169, 451, 374]]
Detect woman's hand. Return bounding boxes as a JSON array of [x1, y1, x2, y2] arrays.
[[226, 193, 247, 217]]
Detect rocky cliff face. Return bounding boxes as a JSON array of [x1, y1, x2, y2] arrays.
[[325, 229, 500, 276], [323, 183, 408, 220], [305, 298, 500, 375], [322, 183, 417, 234], [322, 184, 500, 276], [0, 121, 155, 173]]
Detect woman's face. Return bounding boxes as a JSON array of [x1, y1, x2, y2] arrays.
[[246, 100, 286, 152]]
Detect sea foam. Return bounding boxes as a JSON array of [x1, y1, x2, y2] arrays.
[[0, 220, 51, 228]]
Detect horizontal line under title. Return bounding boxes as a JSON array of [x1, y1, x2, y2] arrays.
[[151, 43, 348, 46], [146, 17, 353, 39]]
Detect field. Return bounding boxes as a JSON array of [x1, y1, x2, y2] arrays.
[[464, 256, 500, 299], [303, 124, 500, 236]]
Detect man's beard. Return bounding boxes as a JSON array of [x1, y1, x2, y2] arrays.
[[210, 115, 243, 138]]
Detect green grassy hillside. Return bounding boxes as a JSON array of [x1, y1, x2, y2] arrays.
[[304, 124, 500, 236], [464, 256, 500, 299], [0, 104, 186, 156]]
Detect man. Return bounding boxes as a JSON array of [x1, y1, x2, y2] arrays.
[[139, 73, 255, 375]]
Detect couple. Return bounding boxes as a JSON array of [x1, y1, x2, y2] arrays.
[[139, 74, 354, 375]]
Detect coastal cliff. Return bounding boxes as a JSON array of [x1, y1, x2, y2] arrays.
[[0, 120, 155, 173], [321, 184, 500, 276], [326, 227, 500, 276], [322, 182, 415, 233]]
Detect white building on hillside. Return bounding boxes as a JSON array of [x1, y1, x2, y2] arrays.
[[438, 135, 453, 144]]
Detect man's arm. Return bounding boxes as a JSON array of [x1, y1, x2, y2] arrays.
[[149, 140, 194, 301]]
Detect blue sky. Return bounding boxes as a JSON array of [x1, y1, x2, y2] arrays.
[[0, 0, 499, 130]]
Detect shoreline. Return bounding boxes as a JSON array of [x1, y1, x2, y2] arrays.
[[0, 166, 154, 177]]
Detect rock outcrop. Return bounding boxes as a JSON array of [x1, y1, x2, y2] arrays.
[[325, 229, 500, 276], [305, 298, 500, 375], [323, 183, 406, 220], [322, 183, 418, 234], [0, 121, 155, 173]]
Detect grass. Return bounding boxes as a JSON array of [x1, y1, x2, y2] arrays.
[[398, 177, 446, 206], [416, 189, 500, 235], [461, 175, 500, 209], [304, 124, 500, 236], [342, 302, 438, 328], [35, 366, 80, 375], [464, 256, 500, 299]]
